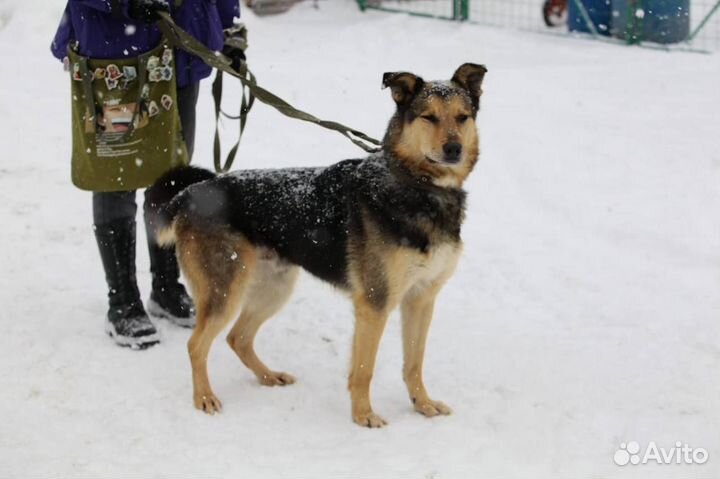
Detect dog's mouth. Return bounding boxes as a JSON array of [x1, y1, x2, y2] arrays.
[[426, 156, 460, 166]]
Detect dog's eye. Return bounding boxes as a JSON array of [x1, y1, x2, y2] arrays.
[[420, 115, 439, 124], [457, 114, 469, 124]]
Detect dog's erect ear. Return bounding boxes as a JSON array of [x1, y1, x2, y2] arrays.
[[451, 63, 488, 100], [382, 72, 424, 106]]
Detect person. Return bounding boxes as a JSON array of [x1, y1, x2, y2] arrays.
[[51, 0, 244, 349], [542, 0, 567, 27]]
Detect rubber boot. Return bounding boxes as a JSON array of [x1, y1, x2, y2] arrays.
[[145, 219, 196, 328], [94, 219, 160, 349]]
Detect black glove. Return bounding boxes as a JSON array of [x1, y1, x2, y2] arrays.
[[222, 25, 248, 72], [223, 45, 246, 72], [128, 0, 170, 24]]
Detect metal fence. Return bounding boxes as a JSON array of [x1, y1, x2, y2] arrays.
[[690, 0, 720, 50], [356, 0, 720, 52]]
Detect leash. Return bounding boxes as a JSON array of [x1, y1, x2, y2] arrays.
[[211, 56, 256, 173], [156, 12, 383, 172]]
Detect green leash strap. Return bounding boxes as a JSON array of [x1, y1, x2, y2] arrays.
[[211, 68, 256, 173], [156, 11, 383, 172]]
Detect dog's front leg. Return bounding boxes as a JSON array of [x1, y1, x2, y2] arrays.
[[400, 285, 452, 418], [348, 295, 390, 428]]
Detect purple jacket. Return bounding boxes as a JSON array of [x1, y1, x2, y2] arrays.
[[51, 0, 239, 88]]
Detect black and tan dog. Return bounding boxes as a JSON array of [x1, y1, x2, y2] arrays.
[[145, 63, 487, 427]]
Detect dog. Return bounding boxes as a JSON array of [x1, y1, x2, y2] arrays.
[[145, 63, 487, 427]]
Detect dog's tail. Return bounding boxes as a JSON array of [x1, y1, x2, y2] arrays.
[[145, 166, 216, 246]]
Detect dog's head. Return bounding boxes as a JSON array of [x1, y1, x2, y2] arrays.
[[382, 63, 487, 188]]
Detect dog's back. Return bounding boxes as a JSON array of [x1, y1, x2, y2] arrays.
[[163, 159, 362, 287]]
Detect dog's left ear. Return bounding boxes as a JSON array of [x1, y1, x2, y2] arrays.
[[382, 72, 424, 106], [451, 63, 488, 103]]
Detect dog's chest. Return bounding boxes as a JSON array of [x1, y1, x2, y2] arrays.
[[403, 242, 461, 293], [355, 163, 467, 253]]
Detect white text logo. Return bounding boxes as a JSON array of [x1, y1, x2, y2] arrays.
[[614, 441, 709, 466]]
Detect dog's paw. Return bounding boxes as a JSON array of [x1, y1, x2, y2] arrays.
[[194, 392, 223, 414], [353, 411, 388, 428], [258, 371, 296, 387], [414, 399, 452, 417]]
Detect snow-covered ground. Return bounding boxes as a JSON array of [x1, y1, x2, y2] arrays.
[[1, 1, 719, 477]]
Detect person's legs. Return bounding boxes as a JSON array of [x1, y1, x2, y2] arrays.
[[143, 81, 200, 327], [92, 191, 137, 226], [93, 191, 160, 349]]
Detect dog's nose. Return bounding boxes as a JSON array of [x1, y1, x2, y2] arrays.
[[443, 142, 462, 163]]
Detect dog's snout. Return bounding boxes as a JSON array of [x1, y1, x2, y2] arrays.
[[442, 142, 462, 163]]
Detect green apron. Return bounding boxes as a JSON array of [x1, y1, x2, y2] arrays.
[[67, 41, 189, 192]]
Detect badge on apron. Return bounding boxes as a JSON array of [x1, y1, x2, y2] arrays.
[[123, 66, 137, 82], [105, 77, 119, 90], [161, 94, 173, 110], [148, 100, 160, 117], [160, 66, 173, 81], [106, 64, 123, 81], [149, 68, 163, 82], [73, 63, 82, 81], [147, 56, 160, 71], [161, 48, 173, 66]]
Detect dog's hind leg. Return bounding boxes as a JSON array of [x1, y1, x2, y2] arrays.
[[187, 304, 232, 414], [226, 255, 299, 386], [177, 229, 257, 414], [401, 280, 452, 418]]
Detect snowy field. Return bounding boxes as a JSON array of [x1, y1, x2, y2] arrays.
[[1, 0, 720, 477]]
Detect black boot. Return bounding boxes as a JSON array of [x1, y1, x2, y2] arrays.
[[94, 219, 160, 349], [145, 226, 196, 328]]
